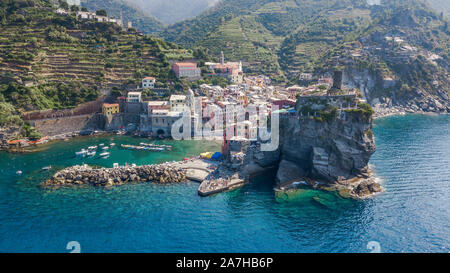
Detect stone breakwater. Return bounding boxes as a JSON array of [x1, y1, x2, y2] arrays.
[[42, 164, 187, 188]]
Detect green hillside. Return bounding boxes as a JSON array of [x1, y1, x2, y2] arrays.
[[161, 0, 376, 80], [162, 0, 449, 85], [426, 0, 450, 17], [0, 0, 185, 138], [81, 0, 166, 34], [124, 0, 218, 25]]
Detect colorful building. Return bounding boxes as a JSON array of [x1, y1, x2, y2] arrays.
[[172, 62, 201, 79], [147, 101, 169, 115], [102, 103, 120, 115]]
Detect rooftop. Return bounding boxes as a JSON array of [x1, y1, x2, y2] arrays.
[[170, 95, 186, 101], [147, 101, 168, 106], [173, 62, 198, 67], [103, 103, 119, 107]]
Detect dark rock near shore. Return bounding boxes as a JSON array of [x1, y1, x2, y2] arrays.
[[42, 164, 187, 188]]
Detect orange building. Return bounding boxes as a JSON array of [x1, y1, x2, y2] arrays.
[[102, 103, 120, 115]]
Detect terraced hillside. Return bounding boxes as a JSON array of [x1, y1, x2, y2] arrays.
[[162, 0, 449, 84], [81, 0, 165, 34], [161, 0, 379, 80], [0, 0, 184, 139]]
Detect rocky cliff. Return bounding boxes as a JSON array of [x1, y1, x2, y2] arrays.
[[278, 110, 375, 184], [343, 68, 449, 117], [236, 98, 381, 198]]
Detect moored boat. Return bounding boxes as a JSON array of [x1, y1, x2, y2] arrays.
[[75, 149, 87, 156]]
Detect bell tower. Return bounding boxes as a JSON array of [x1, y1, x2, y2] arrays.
[[220, 51, 225, 64]]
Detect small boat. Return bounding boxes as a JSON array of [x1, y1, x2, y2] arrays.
[[102, 146, 109, 150], [16, 170, 22, 175], [87, 151, 96, 157], [99, 143, 104, 146], [42, 166, 52, 170], [75, 149, 87, 156], [110, 143, 115, 146], [99, 152, 110, 158], [88, 146, 97, 150]]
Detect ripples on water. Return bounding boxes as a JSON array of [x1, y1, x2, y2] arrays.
[[0, 114, 448, 253]]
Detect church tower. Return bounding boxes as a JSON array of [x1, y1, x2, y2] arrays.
[[220, 51, 225, 64], [186, 89, 195, 113]]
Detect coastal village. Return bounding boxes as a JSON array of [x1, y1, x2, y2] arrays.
[[37, 50, 372, 198], [0, 3, 380, 199]]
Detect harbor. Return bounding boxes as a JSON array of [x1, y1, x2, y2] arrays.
[[42, 156, 246, 197], [27, 135, 240, 195]]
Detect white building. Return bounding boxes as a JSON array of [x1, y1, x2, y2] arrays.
[[127, 92, 142, 103], [66, 0, 81, 5], [169, 95, 187, 112], [142, 77, 156, 89], [300, 73, 313, 81], [150, 110, 183, 137]]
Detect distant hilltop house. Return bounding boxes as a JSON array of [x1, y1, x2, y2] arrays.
[[299, 73, 313, 81], [205, 51, 243, 84], [141, 77, 156, 89], [172, 62, 201, 79], [75, 11, 132, 30], [66, 0, 81, 5]]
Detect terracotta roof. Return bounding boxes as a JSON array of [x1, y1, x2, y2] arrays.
[[174, 62, 197, 67], [103, 103, 119, 107]]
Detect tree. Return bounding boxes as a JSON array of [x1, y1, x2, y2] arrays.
[[110, 87, 122, 98], [58, 0, 69, 10], [70, 5, 79, 12], [96, 10, 107, 17]]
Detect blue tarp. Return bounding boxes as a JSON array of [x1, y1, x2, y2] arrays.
[[211, 152, 223, 160]]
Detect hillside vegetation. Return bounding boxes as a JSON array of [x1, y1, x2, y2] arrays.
[[124, 0, 218, 25], [81, 0, 165, 34], [161, 0, 377, 80], [0, 0, 185, 138], [162, 0, 449, 89]]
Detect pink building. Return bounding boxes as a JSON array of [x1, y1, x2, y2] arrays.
[[271, 99, 296, 109], [172, 62, 201, 79], [147, 101, 169, 115]]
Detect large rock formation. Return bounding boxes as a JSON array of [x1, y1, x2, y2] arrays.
[[236, 97, 379, 198], [279, 110, 375, 183]]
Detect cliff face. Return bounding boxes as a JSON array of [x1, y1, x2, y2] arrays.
[[279, 111, 375, 184], [237, 99, 378, 198], [343, 68, 449, 115]]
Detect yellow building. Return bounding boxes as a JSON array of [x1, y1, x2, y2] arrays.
[[102, 103, 120, 115]]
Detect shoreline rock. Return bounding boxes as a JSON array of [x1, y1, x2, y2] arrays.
[[42, 163, 187, 188], [274, 168, 384, 199]]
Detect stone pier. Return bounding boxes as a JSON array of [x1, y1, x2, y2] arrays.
[[42, 163, 187, 188]]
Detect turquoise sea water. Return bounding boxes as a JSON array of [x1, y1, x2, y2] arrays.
[[0, 114, 449, 253]]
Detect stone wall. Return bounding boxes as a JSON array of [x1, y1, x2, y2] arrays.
[[22, 97, 105, 121], [42, 164, 187, 188], [32, 113, 106, 136]]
